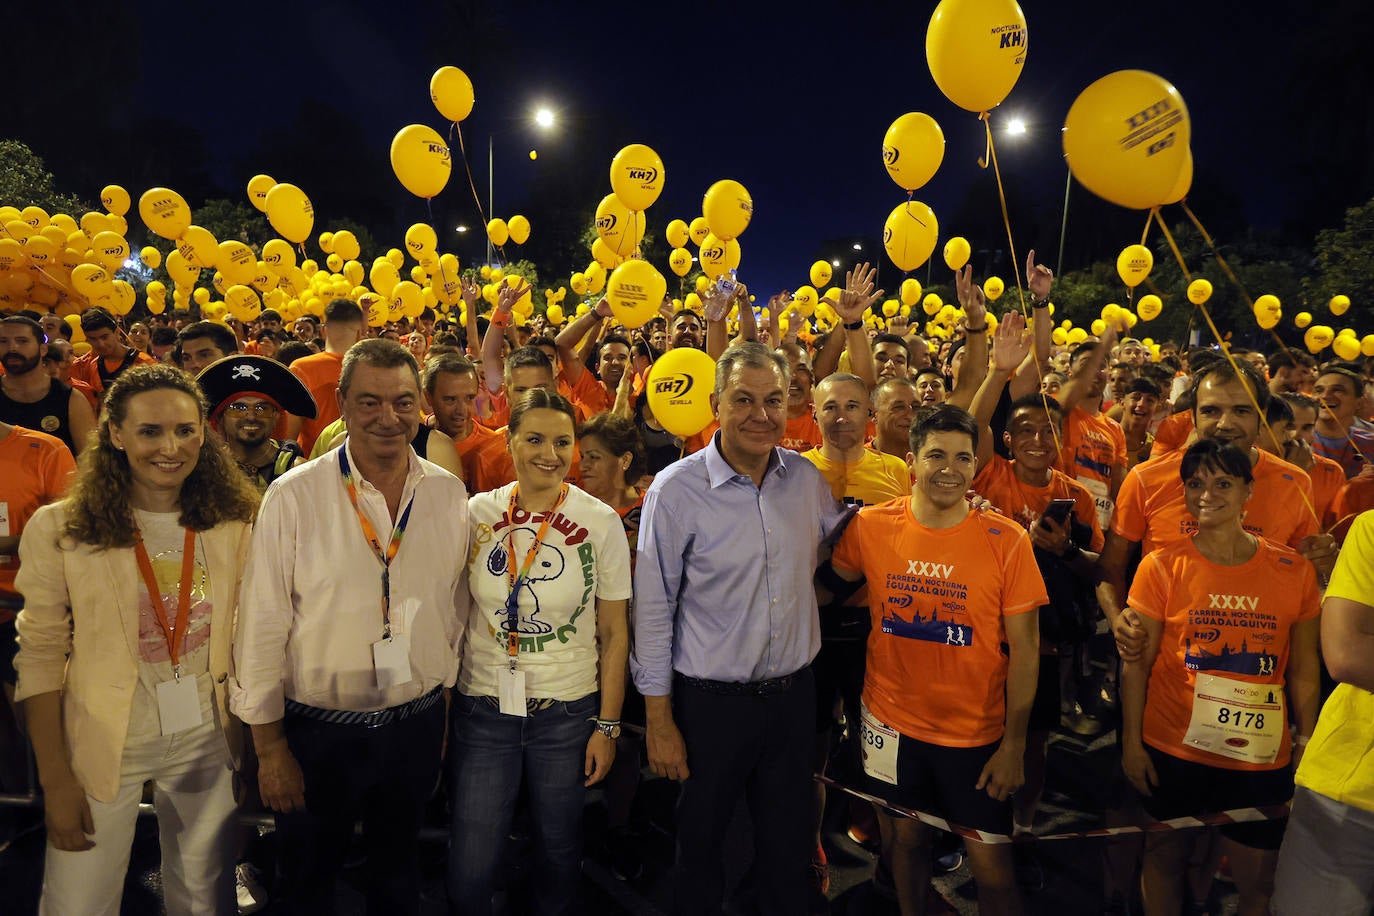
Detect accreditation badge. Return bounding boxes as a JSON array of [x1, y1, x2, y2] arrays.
[[1183, 672, 1285, 765]]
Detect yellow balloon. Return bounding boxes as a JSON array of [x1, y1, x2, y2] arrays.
[[392, 281, 424, 319], [591, 237, 622, 271], [430, 66, 475, 123], [688, 216, 710, 246], [1063, 70, 1192, 210], [138, 187, 192, 240], [1255, 293, 1281, 315], [1304, 325, 1334, 353], [324, 253, 343, 273], [217, 240, 258, 286], [698, 234, 741, 279], [100, 184, 131, 217], [925, 0, 1028, 113], [1334, 335, 1362, 361], [1068, 327, 1089, 345], [943, 236, 971, 271], [490, 267, 505, 284], [594, 194, 643, 258], [405, 222, 438, 257], [167, 250, 202, 288], [923, 293, 943, 315], [684, 292, 702, 313], [487, 218, 509, 247], [669, 247, 693, 277], [584, 262, 607, 296], [386, 248, 404, 270], [176, 225, 219, 269], [265, 183, 314, 244], [246, 174, 275, 213], [343, 260, 365, 287], [508, 215, 531, 245], [1293, 311, 1312, 329], [793, 264, 826, 295], [226, 284, 262, 322], [702, 180, 752, 241], [899, 278, 922, 307], [1161, 149, 1193, 205], [881, 300, 899, 318], [1330, 294, 1351, 316], [665, 219, 689, 250], [647, 347, 717, 437], [606, 259, 668, 330], [332, 230, 361, 262], [1089, 318, 1106, 336], [1186, 278, 1213, 305], [370, 258, 401, 297], [883, 201, 939, 273], [609, 144, 666, 212], [570, 272, 588, 296], [90, 231, 129, 272], [191, 286, 211, 306], [545, 304, 565, 325], [1116, 244, 1153, 288], [1051, 327, 1068, 346], [262, 238, 296, 276], [140, 246, 162, 269], [695, 275, 710, 295], [1137, 294, 1163, 321], [883, 112, 945, 192], [390, 124, 451, 199], [1361, 335, 1374, 358], [983, 277, 1004, 301]]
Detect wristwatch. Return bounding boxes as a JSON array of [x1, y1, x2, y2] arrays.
[[593, 719, 622, 739], [1031, 296, 1051, 309]]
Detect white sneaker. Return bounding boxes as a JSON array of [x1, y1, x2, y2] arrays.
[[235, 862, 268, 915]]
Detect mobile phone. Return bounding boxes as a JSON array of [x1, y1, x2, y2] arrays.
[[1041, 498, 1076, 526]]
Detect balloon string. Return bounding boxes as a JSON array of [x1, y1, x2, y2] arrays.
[[1153, 211, 1320, 527], [449, 121, 505, 267], [978, 112, 1028, 319], [1151, 209, 1191, 283]]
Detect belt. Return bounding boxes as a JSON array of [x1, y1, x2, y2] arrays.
[[675, 668, 808, 697], [285, 686, 443, 728]]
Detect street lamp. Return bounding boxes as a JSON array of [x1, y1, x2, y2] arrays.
[[487, 105, 557, 264]]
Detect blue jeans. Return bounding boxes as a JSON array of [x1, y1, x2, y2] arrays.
[[447, 691, 597, 916]]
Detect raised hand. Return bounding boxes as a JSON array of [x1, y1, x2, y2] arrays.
[[954, 265, 986, 329], [835, 262, 885, 324], [990, 310, 1030, 373], [496, 278, 531, 315], [1026, 248, 1053, 301], [460, 276, 480, 308]]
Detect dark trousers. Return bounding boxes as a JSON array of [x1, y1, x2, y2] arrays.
[[275, 699, 446, 915], [673, 668, 814, 916]]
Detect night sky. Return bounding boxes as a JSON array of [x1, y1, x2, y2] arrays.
[[11, 0, 1370, 298]]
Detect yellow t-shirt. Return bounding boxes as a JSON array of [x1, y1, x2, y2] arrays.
[[1295, 510, 1374, 812], [801, 447, 910, 507]]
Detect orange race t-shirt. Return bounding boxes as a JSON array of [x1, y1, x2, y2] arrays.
[[1329, 475, 1374, 543], [0, 427, 77, 610], [1128, 537, 1321, 770], [467, 428, 581, 494], [972, 453, 1104, 551], [561, 367, 613, 419], [1310, 453, 1347, 530], [832, 500, 1048, 747], [781, 411, 823, 452], [70, 348, 156, 399], [1151, 411, 1195, 458], [453, 422, 502, 487], [1056, 406, 1128, 529], [1113, 448, 1318, 556], [289, 350, 345, 455]]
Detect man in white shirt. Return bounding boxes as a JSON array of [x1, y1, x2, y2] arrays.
[[231, 338, 470, 914]]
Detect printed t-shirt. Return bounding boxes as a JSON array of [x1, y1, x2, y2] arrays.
[[1056, 406, 1127, 530], [781, 411, 822, 453], [460, 483, 632, 700], [1113, 448, 1317, 556], [125, 509, 225, 765], [801, 447, 909, 507], [0, 427, 76, 610], [972, 453, 1104, 552], [289, 350, 344, 455], [1151, 411, 1195, 458], [831, 500, 1047, 747], [1128, 537, 1321, 770], [1295, 511, 1374, 811]]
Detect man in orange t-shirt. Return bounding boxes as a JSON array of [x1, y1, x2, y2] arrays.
[[69, 308, 155, 402], [1105, 361, 1336, 653], [1056, 335, 1129, 530], [424, 352, 497, 487], [828, 406, 1045, 916], [287, 298, 363, 455], [779, 345, 822, 452]]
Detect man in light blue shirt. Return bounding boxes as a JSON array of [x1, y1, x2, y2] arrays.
[[632, 340, 849, 915]]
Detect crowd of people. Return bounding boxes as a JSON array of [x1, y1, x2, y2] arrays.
[[1, 251, 1373, 916]]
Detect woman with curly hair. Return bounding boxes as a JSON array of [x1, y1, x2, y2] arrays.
[[15, 363, 259, 915]]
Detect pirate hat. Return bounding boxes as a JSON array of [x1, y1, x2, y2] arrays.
[[197, 355, 318, 421]]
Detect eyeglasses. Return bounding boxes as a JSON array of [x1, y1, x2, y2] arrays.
[[225, 402, 279, 417]]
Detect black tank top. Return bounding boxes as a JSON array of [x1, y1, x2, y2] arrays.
[[0, 380, 76, 453], [410, 425, 429, 460]]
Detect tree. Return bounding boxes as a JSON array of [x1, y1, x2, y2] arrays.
[[0, 140, 90, 214], [193, 199, 273, 249], [1303, 197, 1374, 323]]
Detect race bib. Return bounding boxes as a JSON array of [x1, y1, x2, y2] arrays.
[[1076, 475, 1113, 532], [859, 703, 899, 786], [1184, 672, 1285, 765]]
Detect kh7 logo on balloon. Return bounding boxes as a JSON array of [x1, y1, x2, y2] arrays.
[[423, 141, 452, 163], [653, 374, 695, 399], [625, 167, 658, 183], [596, 215, 617, 232], [883, 146, 899, 165]]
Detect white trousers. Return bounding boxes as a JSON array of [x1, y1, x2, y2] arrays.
[[39, 727, 236, 916]]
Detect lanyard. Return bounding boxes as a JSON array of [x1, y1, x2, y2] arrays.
[[133, 527, 197, 679], [504, 483, 569, 661], [339, 448, 415, 638]]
